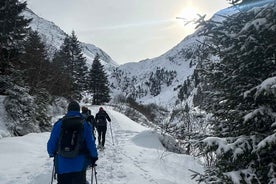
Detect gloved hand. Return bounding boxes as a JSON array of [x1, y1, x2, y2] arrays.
[[91, 157, 98, 167]]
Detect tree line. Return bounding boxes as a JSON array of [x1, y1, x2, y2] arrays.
[[0, 0, 110, 103], [0, 0, 110, 135]]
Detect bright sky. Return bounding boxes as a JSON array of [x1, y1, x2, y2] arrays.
[[25, 0, 229, 64]]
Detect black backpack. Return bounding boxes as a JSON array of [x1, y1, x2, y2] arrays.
[[57, 116, 85, 158], [96, 113, 107, 126]]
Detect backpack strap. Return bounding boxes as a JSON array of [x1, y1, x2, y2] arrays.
[[61, 116, 85, 130]]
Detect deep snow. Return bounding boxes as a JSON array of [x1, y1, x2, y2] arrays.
[[0, 106, 203, 184]]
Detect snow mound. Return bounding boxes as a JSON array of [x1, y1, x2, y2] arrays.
[[131, 130, 164, 150]]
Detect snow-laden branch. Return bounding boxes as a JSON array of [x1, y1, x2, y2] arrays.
[[203, 136, 251, 160], [256, 133, 276, 152]]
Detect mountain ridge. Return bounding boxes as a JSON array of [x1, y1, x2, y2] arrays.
[[22, 8, 118, 68]]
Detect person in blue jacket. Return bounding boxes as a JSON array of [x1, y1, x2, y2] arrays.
[[47, 101, 98, 184]]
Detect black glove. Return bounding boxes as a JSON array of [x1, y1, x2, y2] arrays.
[[91, 157, 98, 167]]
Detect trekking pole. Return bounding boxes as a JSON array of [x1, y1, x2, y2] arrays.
[[91, 167, 93, 184], [94, 166, 98, 184], [109, 121, 114, 145], [91, 165, 98, 184], [50, 160, 55, 184]]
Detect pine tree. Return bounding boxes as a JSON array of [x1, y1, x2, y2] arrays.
[[52, 31, 88, 100], [69, 31, 88, 92], [195, 2, 276, 183], [21, 30, 51, 94], [51, 36, 73, 98], [0, 0, 31, 75], [23, 32, 54, 131], [88, 53, 110, 105]]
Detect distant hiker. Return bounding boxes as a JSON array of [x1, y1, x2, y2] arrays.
[[81, 106, 96, 140], [95, 107, 111, 148], [47, 101, 98, 184]]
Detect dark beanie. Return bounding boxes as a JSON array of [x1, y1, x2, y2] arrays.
[[67, 101, 80, 112], [82, 106, 88, 113]]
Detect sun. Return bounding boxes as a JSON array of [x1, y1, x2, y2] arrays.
[[177, 7, 199, 22]]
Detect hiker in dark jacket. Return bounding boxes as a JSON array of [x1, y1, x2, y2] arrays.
[[95, 107, 111, 148], [81, 106, 96, 140], [47, 101, 98, 184]]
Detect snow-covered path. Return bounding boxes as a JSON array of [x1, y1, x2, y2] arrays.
[[0, 106, 203, 184]]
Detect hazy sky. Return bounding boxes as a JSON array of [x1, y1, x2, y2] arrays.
[[26, 0, 229, 64]]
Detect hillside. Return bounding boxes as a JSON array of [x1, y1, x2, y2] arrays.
[[108, 6, 237, 108], [22, 8, 118, 68]]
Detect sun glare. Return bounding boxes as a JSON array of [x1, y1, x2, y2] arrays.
[[175, 6, 200, 34], [177, 7, 199, 21]]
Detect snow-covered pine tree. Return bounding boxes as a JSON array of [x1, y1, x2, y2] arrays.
[[5, 85, 39, 136], [69, 31, 88, 92], [88, 53, 110, 105], [0, 0, 50, 136], [195, 2, 276, 183], [33, 89, 52, 132], [19, 30, 52, 132]]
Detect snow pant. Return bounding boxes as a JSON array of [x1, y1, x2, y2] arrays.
[[57, 171, 86, 184], [97, 126, 107, 147]]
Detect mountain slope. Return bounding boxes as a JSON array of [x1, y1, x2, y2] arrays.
[[109, 6, 239, 108], [22, 8, 118, 68], [110, 33, 203, 107]]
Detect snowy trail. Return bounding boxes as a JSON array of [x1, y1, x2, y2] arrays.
[[87, 106, 202, 184], [0, 106, 203, 184]]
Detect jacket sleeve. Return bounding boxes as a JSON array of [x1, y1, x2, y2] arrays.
[[105, 112, 111, 122], [84, 123, 98, 158], [95, 114, 98, 122], [47, 121, 61, 157]]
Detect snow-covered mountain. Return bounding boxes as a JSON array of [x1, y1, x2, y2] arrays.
[[108, 6, 241, 109], [22, 2, 271, 111], [22, 7, 202, 109], [22, 6, 234, 110], [109, 33, 202, 108], [22, 8, 118, 68]]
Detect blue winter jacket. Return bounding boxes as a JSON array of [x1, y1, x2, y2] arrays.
[[47, 111, 98, 174]]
